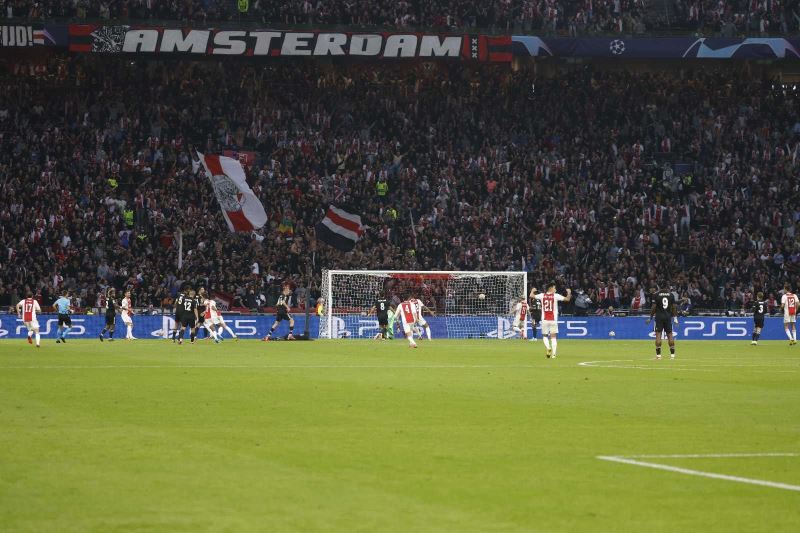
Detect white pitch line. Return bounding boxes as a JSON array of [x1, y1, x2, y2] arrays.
[[578, 360, 799, 372], [0, 364, 543, 370], [597, 455, 800, 492], [626, 453, 800, 459]]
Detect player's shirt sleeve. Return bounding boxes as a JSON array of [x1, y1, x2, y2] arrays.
[[533, 294, 543, 302], [35, 301, 41, 313], [555, 294, 566, 302], [781, 294, 787, 307]]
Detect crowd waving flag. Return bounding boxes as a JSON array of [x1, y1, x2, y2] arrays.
[[197, 152, 267, 232], [315, 206, 365, 251]]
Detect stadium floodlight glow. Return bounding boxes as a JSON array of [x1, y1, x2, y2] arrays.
[[319, 270, 527, 339]]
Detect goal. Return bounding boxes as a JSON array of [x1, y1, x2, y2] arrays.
[[319, 270, 527, 339]]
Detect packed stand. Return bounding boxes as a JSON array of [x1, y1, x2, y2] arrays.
[[0, 56, 798, 315], [1, 1, 655, 35], [670, 0, 800, 35]]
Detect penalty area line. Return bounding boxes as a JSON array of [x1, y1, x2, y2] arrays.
[[597, 455, 800, 492]]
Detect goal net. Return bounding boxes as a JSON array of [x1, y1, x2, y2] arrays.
[[319, 270, 527, 339]]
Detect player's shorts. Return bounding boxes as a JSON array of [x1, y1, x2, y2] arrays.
[[541, 320, 558, 335], [276, 309, 291, 322], [24, 320, 40, 331], [400, 317, 416, 335], [203, 319, 217, 330], [416, 317, 428, 327], [57, 313, 72, 327], [513, 318, 526, 329], [654, 318, 673, 335], [531, 310, 541, 323], [785, 314, 797, 324], [121, 312, 132, 325], [105, 313, 116, 326], [753, 315, 765, 329], [179, 314, 196, 328], [377, 312, 389, 327]]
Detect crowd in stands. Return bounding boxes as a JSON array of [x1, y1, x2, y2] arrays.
[[0, 55, 798, 315], [671, 0, 800, 36], [3, 0, 800, 35]]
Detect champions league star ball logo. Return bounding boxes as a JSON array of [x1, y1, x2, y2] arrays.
[[609, 40, 626, 55], [210, 174, 246, 212]]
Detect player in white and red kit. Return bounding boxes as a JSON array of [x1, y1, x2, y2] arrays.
[[398, 299, 428, 347], [407, 296, 434, 340], [16, 292, 42, 347], [120, 291, 136, 340], [532, 283, 572, 358], [202, 298, 222, 343], [780, 284, 797, 345], [511, 297, 529, 339]]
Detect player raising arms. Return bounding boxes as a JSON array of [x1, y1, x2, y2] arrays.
[[533, 283, 571, 358], [17, 292, 42, 348], [511, 296, 529, 339], [528, 287, 541, 342], [647, 285, 678, 359], [368, 294, 390, 339], [53, 291, 72, 343], [120, 290, 136, 340], [99, 288, 117, 342], [780, 284, 797, 345], [407, 294, 434, 340], [263, 284, 295, 341], [749, 292, 767, 346]]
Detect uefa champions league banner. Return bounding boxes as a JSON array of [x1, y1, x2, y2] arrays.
[[512, 36, 800, 59], [0, 314, 787, 341], [22, 25, 800, 61]]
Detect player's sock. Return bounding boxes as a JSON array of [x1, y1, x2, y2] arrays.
[[670, 346, 675, 355], [35, 333, 40, 346], [223, 325, 235, 337], [126, 325, 132, 339], [755, 332, 761, 341], [27, 331, 33, 339], [792, 329, 797, 341], [656, 346, 662, 356], [752, 332, 757, 342], [108, 330, 114, 339], [425, 327, 431, 340], [99, 328, 106, 337], [190, 330, 196, 342], [542, 336, 551, 351], [786, 328, 793, 340], [551, 338, 558, 356], [62, 326, 71, 338]]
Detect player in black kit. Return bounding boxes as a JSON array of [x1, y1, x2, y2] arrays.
[[173, 287, 199, 344], [263, 284, 295, 341], [171, 287, 189, 342], [99, 288, 117, 341], [195, 287, 208, 339], [750, 292, 767, 346], [646, 286, 678, 359], [528, 287, 542, 341], [369, 296, 390, 339]]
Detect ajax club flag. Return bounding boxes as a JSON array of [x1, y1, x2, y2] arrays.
[[197, 152, 267, 232], [316, 206, 364, 251]]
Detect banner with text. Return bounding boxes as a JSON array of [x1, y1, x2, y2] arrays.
[[0, 314, 785, 341], [65, 25, 511, 61]]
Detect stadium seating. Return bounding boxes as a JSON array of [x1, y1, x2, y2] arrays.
[[3, 1, 800, 35], [0, 55, 797, 313]]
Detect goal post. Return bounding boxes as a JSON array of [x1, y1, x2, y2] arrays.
[[319, 270, 527, 339]]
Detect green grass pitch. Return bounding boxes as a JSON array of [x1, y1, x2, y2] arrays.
[[0, 338, 798, 532]]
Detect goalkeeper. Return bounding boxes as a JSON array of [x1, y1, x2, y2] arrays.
[[386, 304, 397, 339]]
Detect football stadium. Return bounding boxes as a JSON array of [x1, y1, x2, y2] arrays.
[[1, 1, 799, 531]]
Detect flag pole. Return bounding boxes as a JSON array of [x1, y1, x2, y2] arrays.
[[177, 228, 183, 270]]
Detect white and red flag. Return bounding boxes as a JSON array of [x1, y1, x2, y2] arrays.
[[197, 152, 267, 232], [315, 206, 365, 251]]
